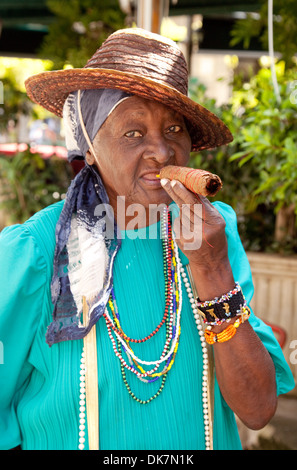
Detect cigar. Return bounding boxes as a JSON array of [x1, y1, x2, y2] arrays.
[[156, 165, 222, 197]]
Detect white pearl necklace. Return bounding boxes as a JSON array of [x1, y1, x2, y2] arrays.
[[78, 348, 87, 450], [78, 227, 210, 451], [179, 263, 211, 451]]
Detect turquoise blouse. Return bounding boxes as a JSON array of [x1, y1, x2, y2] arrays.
[[0, 200, 294, 450]]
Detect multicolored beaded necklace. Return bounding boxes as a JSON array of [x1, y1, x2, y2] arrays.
[[103, 206, 182, 404], [78, 206, 212, 450]]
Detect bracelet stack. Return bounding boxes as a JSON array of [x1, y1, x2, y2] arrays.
[[196, 283, 251, 344]]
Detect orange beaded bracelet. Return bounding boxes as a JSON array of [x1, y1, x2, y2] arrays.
[[204, 304, 251, 345], [204, 316, 242, 345]]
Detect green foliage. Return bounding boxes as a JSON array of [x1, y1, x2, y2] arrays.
[[188, 78, 260, 213], [0, 57, 54, 133], [39, 0, 126, 68], [0, 149, 73, 225], [0, 77, 30, 134], [230, 63, 297, 215], [188, 65, 297, 254], [230, 0, 297, 68]]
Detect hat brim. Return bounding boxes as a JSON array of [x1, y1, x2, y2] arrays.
[[25, 67, 233, 152]]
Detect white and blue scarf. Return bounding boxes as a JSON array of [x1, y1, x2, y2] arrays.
[[46, 89, 131, 346]]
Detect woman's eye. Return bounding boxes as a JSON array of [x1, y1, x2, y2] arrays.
[[167, 125, 182, 133], [124, 130, 142, 138]]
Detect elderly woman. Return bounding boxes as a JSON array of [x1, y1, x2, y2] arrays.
[[0, 28, 294, 451]]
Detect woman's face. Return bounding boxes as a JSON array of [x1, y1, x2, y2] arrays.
[[87, 96, 192, 221]]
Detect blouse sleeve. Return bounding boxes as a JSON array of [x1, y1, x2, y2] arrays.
[[0, 224, 48, 450], [214, 201, 295, 396]]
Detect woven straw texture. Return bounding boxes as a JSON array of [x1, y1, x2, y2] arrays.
[[25, 28, 233, 152]]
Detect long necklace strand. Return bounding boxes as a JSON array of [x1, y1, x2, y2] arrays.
[[117, 211, 175, 402], [103, 208, 181, 373], [78, 207, 210, 450], [180, 265, 211, 450]]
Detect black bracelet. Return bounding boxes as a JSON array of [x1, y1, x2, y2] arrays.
[[196, 283, 247, 324]]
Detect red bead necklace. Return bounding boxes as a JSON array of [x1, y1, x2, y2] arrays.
[[103, 209, 173, 344]]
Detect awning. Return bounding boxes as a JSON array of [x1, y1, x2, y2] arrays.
[[0, 143, 67, 159], [0, 0, 261, 55], [169, 0, 261, 16]]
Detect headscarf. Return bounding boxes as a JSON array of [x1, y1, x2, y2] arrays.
[[46, 89, 131, 346]]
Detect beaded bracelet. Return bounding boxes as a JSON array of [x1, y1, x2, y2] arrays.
[[204, 304, 251, 344], [204, 317, 242, 344], [196, 283, 246, 325], [203, 301, 251, 327]]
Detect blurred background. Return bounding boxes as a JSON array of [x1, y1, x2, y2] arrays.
[[0, 0, 296, 449]]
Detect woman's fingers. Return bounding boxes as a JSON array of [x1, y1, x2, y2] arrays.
[[161, 179, 204, 250], [160, 177, 227, 258], [161, 178, 219, 226], [161, 178, 201, 208]]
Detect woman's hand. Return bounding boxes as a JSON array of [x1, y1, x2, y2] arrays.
[[161, 178, 227, 264], [161, 178, 278, 430], [161, 178, 235, 300]]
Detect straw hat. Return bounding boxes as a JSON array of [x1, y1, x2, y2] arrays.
[[25, 28, 233, 152]]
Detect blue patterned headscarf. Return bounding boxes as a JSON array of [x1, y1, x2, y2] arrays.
[[46, 89, 131, 346]]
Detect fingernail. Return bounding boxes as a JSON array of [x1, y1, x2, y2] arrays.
[[171, 180, 182, 189], [160, 178, 169, 186]]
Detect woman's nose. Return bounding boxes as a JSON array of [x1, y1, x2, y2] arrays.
[[143, 134, 174, 163]]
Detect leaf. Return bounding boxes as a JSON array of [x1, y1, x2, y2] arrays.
[[238, 153, 256, 167], [229, 150, 252, 162]]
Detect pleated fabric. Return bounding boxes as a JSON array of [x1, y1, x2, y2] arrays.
[[0, 200, 294, 450]]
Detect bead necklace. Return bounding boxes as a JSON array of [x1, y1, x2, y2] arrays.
[[103, 207, 181, 379], [103, 207, 174, 344], [78, 349, 86, 450], [180, 265, 212, 450], [78, 207, 211, 450]]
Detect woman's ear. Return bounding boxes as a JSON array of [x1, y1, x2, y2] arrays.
[[86, 150, 95, 165]]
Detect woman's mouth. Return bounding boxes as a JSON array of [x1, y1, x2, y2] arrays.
[[140, 172, 162, 187]]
